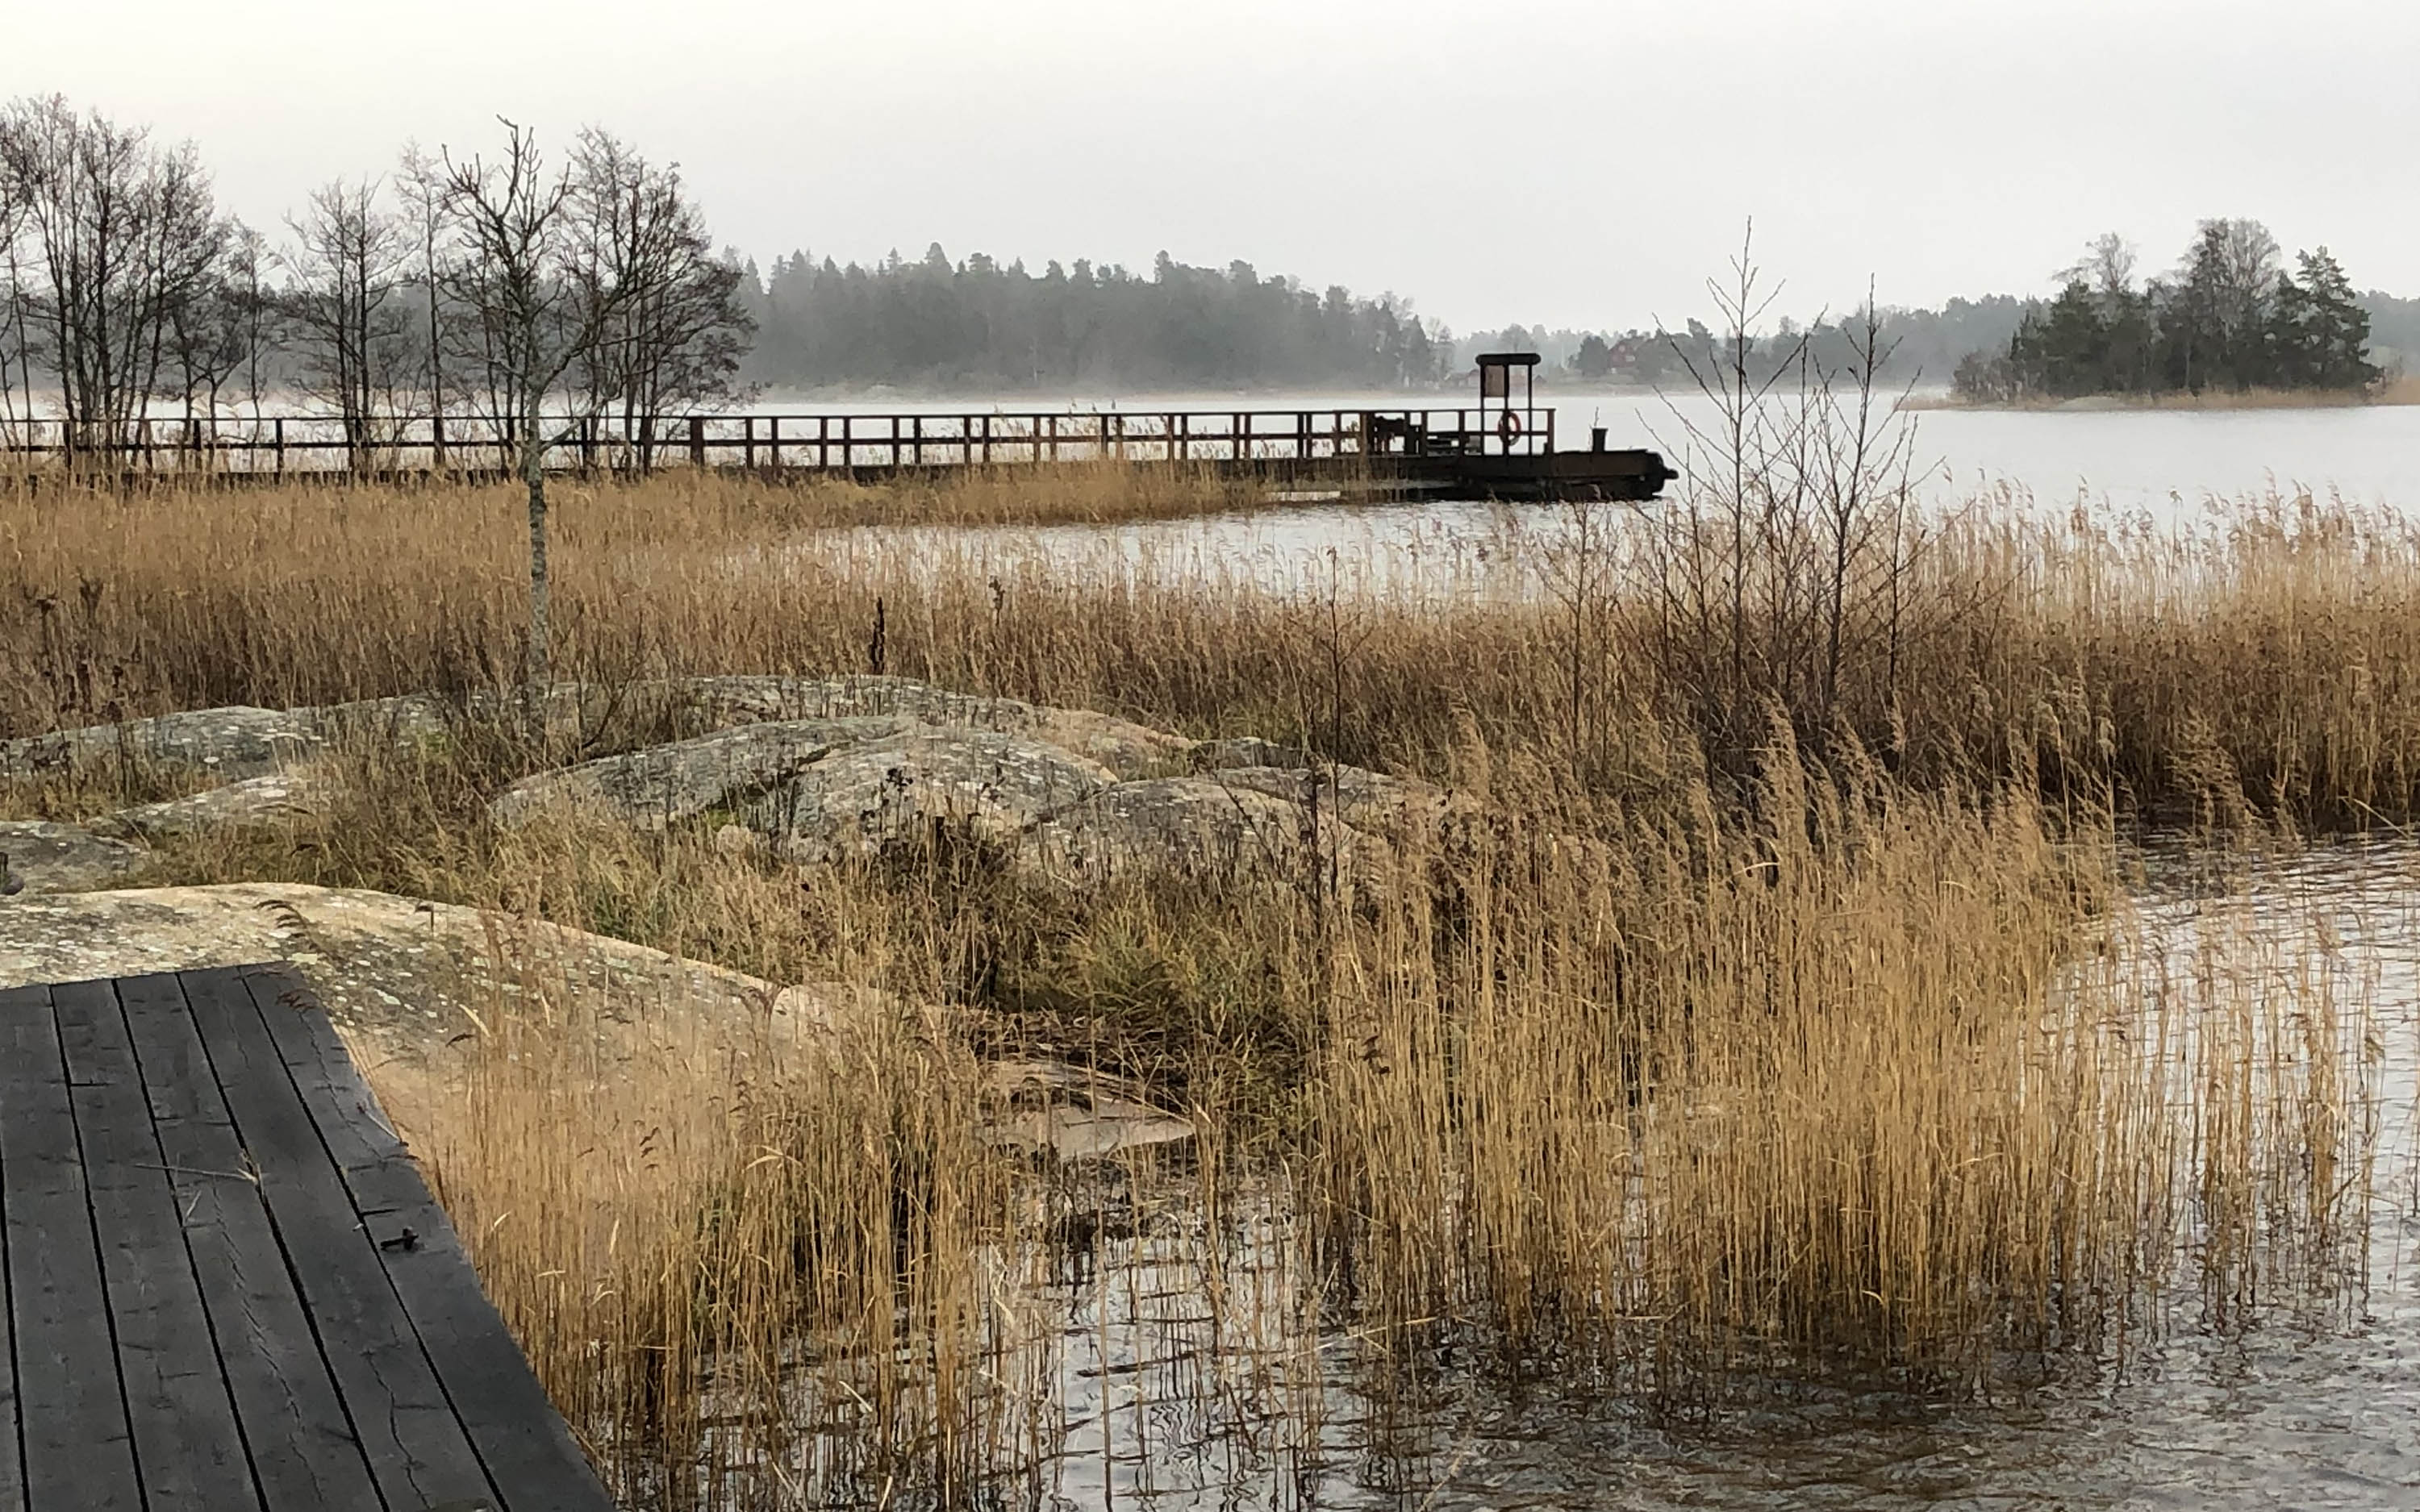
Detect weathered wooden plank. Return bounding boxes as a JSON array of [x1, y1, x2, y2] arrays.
[[118, 970, 380, 1512], [0, 981, 143, 1510], [0, 996, 23, 1512], [240, 971, 425, 1221], [53, 977, 257, 1511], [182, 967, 495, 1510], [243, 968, 614, 1512]]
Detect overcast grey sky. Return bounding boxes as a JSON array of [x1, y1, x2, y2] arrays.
[[10, 0, 2415, 332]]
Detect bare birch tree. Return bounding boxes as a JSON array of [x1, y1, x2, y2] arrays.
[[0, 161, 27, 435], [396, 143, 453, 455], [0, 95, 227, 459], [440, 119, 633, 682], [225, 224, 273, 424], [280, 177, 418, 465], [161, 235, 259, 439], [565, 128, 752, 469]]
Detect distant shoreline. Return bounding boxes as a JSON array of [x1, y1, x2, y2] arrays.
[[1905, 378, 2420, 414]]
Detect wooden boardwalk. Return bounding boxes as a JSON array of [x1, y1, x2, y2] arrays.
[[0, 964, 613, 1512]]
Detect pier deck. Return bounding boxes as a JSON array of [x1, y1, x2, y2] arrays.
[[0, 964, 610, 1512], [0, 406, 1675, 501]]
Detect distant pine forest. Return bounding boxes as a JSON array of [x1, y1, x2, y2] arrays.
[[741, 231, 2418, 398]]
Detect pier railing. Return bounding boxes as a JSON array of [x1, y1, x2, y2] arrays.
[[0, 406, 1557, 477]]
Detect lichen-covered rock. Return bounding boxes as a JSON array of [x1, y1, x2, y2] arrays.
[[0, 706, 325, 781], [0, 685, 636, 786], [102, 770, 335, 839], [487, 715, 916, 830], [749, 728, 1117, 863], [10, 679, 1454, 892], [672, 675, 1192, 779], [1191, 736, 1318, 773], [0, 819, 152, 893], [1197, 762, 1455, 841], [0, 881, 870, 1152], [1029, 775, 1366, 882]]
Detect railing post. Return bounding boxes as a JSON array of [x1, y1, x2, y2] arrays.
[[767, 414, 780, 470], [431, 412, 447, 472], [689, 414, 706, 468], [273, 417, 285, 474]]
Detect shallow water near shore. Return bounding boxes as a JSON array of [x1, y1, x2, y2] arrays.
[[741, 389, 2420, 601], [1012, 841, 2420, 1510]]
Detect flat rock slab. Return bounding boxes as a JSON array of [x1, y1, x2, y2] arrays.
[[10, 677, 1454, 892], [0, 883, 1193, 1162], [0, 818, 152, 893], [0, 883, 840, 1152], [675, 676, 1193, 779], [489, 715, 919, 829], [983, 1060, 1199, 1160]]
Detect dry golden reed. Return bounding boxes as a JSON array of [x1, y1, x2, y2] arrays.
[[6, 473, 2420, 825], [0, 467, 2403, 1502]]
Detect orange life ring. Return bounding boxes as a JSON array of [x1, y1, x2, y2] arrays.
[[1496, 410, 1524, 444]]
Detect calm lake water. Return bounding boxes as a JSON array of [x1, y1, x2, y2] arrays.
[[757, 390, 2420, 598], [752, 388, 2420, 516]]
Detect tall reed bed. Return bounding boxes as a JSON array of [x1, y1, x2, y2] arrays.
[[353, 745, 2397, 1505], [6, 475, 2420, 825], [2, 468, 2410, 1500]]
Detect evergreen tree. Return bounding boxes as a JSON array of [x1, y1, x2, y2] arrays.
[[2297, 247, 2379, 390], [1971, 221, 2375, 400], [2266, 269, 2318, 389]]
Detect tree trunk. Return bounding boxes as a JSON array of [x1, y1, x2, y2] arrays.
[[523, 433, 550, 687]]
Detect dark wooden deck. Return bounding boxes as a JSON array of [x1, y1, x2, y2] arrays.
[[0, 964, 613, 1512]]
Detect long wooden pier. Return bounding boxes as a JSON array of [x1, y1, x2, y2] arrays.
[[0, 404, 1676, 501], [0, 964, 611, 1512]]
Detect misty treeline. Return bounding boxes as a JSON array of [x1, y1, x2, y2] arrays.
[[0, 94, 753, 460], [1952, 223, 2384, 402], [1465, 298, 2033, 392], [741, 246, 1454, 392]]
